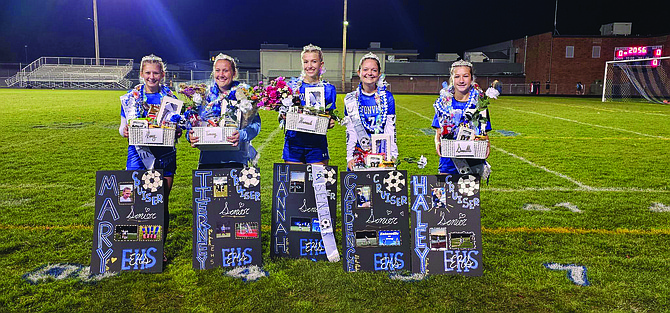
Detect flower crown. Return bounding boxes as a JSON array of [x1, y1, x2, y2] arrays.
[[212, 53, 238, 80], [358, 52, 380, 68], [450, 59, 473, 71], [301, 43, 322, 59], [140, 54, 166, 73]]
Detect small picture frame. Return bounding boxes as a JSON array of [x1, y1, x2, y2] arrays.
[[431, 187, 447, 209], [304, 86, 325, 111], [365, 154, 385, 168], [356, 185, 372, 208], [156, 97, 183, 126], [371, 134, 391, 160], [118, 183, 134, 204], [456, 127, 475, 141]]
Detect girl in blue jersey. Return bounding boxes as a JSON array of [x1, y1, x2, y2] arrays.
[[119, 54, 181, 244], [283, 44, 337, 165], [432, 60, 492, 174], [186, 53, 261, 169], [344, 52, 398, 170]]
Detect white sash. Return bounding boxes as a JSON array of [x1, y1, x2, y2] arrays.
[[311, 165, 340, 262], [344, 92, 372, 150]]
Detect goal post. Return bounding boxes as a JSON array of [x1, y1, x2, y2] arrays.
[[602, 56, 670, 103]]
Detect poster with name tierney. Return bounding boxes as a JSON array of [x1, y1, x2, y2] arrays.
[[192, 168, 262, 270], [410, 174, 483, 276], [91, 170, 165, 274]]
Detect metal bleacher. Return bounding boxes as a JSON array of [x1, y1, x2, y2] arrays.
[[5, 57, 133, 89]]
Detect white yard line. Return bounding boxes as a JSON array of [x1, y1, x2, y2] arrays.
[[255, 126, 283, 154], [490, 145, 594, 190], [496, 106, 668, 139], [394, 103, 670, 193], [515, 100, 670, 117]]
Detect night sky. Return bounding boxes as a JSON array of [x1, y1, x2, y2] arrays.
[[1, 0, 667, 63]]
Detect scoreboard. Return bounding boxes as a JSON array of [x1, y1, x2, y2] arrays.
[[614, 45, 663, 67]]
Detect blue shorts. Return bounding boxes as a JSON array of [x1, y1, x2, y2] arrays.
[[282, 141, 329, 164], [126, 146, 177, 177]]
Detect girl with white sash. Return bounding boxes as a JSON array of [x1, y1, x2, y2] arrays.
[[344, 52, 398, 170]]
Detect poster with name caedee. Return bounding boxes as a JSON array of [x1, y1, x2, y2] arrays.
[[410, 174, 483, 276], [271, 163, 338, 261], [91, 170, 165, 274], [341, 170, 411, 272], [192, 168, 262, 270]]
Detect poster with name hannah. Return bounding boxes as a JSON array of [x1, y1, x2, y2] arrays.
[[270, 163, 338, 261], [410, 174, 483, 276], [91, 170, 165, 274], [192, 168, 262, 270], [341, 170, 411, 272]]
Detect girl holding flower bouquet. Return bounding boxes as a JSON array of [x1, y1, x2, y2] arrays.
[[344, 52, 398, 170], [186, 53, 261, 168], [282, 44, 337, 165], [119, 54, 181, 244], [432, 60, 492, 175]]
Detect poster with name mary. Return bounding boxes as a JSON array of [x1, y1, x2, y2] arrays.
[[91, 170, 165, 274]]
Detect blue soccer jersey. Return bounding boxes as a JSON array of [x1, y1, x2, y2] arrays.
[[283, 81, 337, 163], [432, 98, 492, 174], [344, 89, 398, 161]]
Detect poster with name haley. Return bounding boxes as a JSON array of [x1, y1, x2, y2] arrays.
[[192, 168, 262, 270], [91, 170, 165, 274], [271, 163, 338, 260], [341, 170, 411, 272], [410, 174, 483, 276]]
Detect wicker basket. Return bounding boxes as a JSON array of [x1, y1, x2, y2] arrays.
[[192, 126, 239, 151], [285, 112, 329, 135], [440, 140, 489, 159], [128, 127, 176, 147]]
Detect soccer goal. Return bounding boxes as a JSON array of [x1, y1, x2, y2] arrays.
[[602, 56, 670, 103]]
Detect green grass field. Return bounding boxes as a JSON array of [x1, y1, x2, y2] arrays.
[[1, 89, 669, 312]]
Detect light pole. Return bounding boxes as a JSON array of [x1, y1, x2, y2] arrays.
[[93, 0, 100, 65], [341, 0, 348, 92], [24, 45, 28, 64]]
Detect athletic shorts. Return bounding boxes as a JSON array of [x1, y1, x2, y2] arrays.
[[282, 141, 329, 164], [126, 146, 177, 177]]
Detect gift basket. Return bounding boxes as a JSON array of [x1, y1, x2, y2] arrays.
[[128, 96, 182, 147], [436, 84, 499, 159], [282, 84, 331, 135]]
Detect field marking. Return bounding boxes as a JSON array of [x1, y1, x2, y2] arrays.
[[255, 126, 283, 154], [510, 100, 670, 117], [492, 136, 662, 141], [490, 145, 594, 190], [495, 106, 669, 140], [4, 224, 670, 236], [395, 103, 595, 190], [486, 187, 669, 193]]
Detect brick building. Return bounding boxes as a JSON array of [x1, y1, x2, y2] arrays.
[[471, 30, 670, 95]]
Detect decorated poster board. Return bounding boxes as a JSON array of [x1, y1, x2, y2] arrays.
[[409, 174, 483, 276], [341, 170, 411, 272], [91, 170, 165, 274], [270, 164, 338, 260], [192, 168, 262, 270]]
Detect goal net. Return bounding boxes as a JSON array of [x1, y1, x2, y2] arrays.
[[602, 56, 670, 103]]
